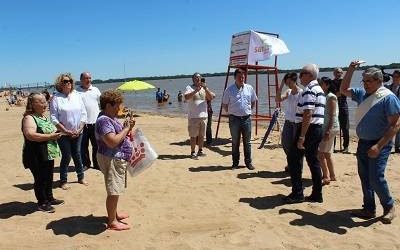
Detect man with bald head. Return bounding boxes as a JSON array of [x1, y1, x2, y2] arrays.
[[284, 64, 326, 204], [77, 72, 101, 170]]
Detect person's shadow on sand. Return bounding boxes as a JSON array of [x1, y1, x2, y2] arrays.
[[0, 201, 38, 219], [279, 208, 380, 234], [237, 170, 288, 179], [158, 154, 191, 160], [189, 165, 245, 172], [46, 214, 108, 236], [239, 194, 287, 210], [170, 138, 232, 156], [237, 171, 312, 188]]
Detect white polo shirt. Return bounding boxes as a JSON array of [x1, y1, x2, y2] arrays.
[[76, 85, 101, 124]]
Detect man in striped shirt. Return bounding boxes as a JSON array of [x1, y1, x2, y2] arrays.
[[284, 64, 326, 203]]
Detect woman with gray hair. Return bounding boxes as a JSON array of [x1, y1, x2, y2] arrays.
[[22, 93, 64, 212], [340, 61, 400, 224], [50, 73, 88, 190]]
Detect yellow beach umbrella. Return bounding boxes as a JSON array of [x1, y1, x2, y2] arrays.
[[117, 80, 155, 92]]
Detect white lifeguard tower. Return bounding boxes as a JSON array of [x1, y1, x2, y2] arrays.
[[215, 30, 290, 138]]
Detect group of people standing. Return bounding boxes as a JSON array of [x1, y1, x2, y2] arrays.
[[22, 72, 101, 212], [20, 63, 400, 230], [155, 88, 170, 104], [275, 62, 399, 224], [184, 69, 258, 170], [22, 72, 135, 230]]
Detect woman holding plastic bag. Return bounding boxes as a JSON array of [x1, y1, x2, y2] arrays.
[[95, 90, 135, 231]]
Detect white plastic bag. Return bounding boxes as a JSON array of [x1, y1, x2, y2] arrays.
[[127, 128, 158, 177]]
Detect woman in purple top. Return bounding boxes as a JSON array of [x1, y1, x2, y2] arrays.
[[95, 90, 135, 231]]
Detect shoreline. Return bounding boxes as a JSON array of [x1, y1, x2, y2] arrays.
[[0, 101, 399, 249]]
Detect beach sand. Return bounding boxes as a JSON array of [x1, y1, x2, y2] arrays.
[[0, 103, 399, 250]]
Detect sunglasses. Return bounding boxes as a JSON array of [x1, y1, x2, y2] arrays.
[[62, 79, 73, 84]]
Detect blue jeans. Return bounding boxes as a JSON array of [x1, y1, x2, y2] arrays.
[[58, 134, 84, 183], [356, 139, 394, 212], [229, 115, 252, 166]]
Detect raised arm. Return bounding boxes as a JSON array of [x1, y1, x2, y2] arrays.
[[275, 80, 289, 102], [340, 60, 364, 97]]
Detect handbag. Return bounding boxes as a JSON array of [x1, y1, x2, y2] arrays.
[[127, 128, 158, 177]]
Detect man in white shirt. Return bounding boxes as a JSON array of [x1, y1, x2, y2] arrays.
[[184, 73, 215, 159], [77, 72, 101, 170]]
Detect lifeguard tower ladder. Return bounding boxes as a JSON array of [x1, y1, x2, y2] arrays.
[[215, 31, 284, 138]]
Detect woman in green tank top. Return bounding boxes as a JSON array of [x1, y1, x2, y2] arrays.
[[21, 93, 64, 213]]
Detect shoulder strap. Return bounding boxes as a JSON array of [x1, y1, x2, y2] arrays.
[[355, 87, 393, 127]]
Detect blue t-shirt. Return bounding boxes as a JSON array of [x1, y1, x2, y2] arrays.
[[351, 88, 400, 140], [95, 115, 133, 160]]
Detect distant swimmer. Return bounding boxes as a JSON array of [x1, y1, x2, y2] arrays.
[[155, 88, 163, 103], [162, 89, 170, 103], [177, 91, 183, 102]]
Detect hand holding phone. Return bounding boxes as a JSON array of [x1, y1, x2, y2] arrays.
[[200, 78, 207, 88], [350, 60, 366, 68]]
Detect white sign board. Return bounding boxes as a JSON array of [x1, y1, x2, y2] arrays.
[[229, 30, 289, 66]]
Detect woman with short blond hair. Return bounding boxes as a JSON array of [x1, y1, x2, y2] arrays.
[[50, 73, 88, 190]]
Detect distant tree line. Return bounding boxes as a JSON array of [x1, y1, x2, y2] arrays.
[[90, 63, 400, 85], [3, 63, 399, 90]]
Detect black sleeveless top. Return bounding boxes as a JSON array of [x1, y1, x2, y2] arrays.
[[21, 116, 49, 169]]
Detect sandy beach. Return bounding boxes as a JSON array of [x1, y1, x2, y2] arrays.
[[0, 102, 399, 250]]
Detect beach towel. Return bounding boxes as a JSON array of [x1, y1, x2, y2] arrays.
[[127, 128, 158, 177], [354, 86, 393, 127]]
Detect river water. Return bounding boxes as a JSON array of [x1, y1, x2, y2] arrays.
[[25, 69, 398, 129]]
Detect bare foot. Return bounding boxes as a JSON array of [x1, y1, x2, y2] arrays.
[[78, 179, 89, 186], [322, 178, 330, 186], [330, 176, 337, 181], [117, 212, 130, 221], [108, 221, 130, 231]]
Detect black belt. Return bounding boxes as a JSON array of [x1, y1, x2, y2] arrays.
[[230, 114, 251, 119], [296, 123, 322, 128]]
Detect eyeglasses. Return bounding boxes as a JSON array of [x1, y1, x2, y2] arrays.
[[62, 79, 73, 84], [360, 79, 376, 85]]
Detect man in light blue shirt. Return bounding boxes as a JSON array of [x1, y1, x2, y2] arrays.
[[222, 68, 258, 170], [341, 61, 400, 224]]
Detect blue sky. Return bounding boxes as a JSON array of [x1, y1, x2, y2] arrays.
[[1, 0, 399, 85]]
